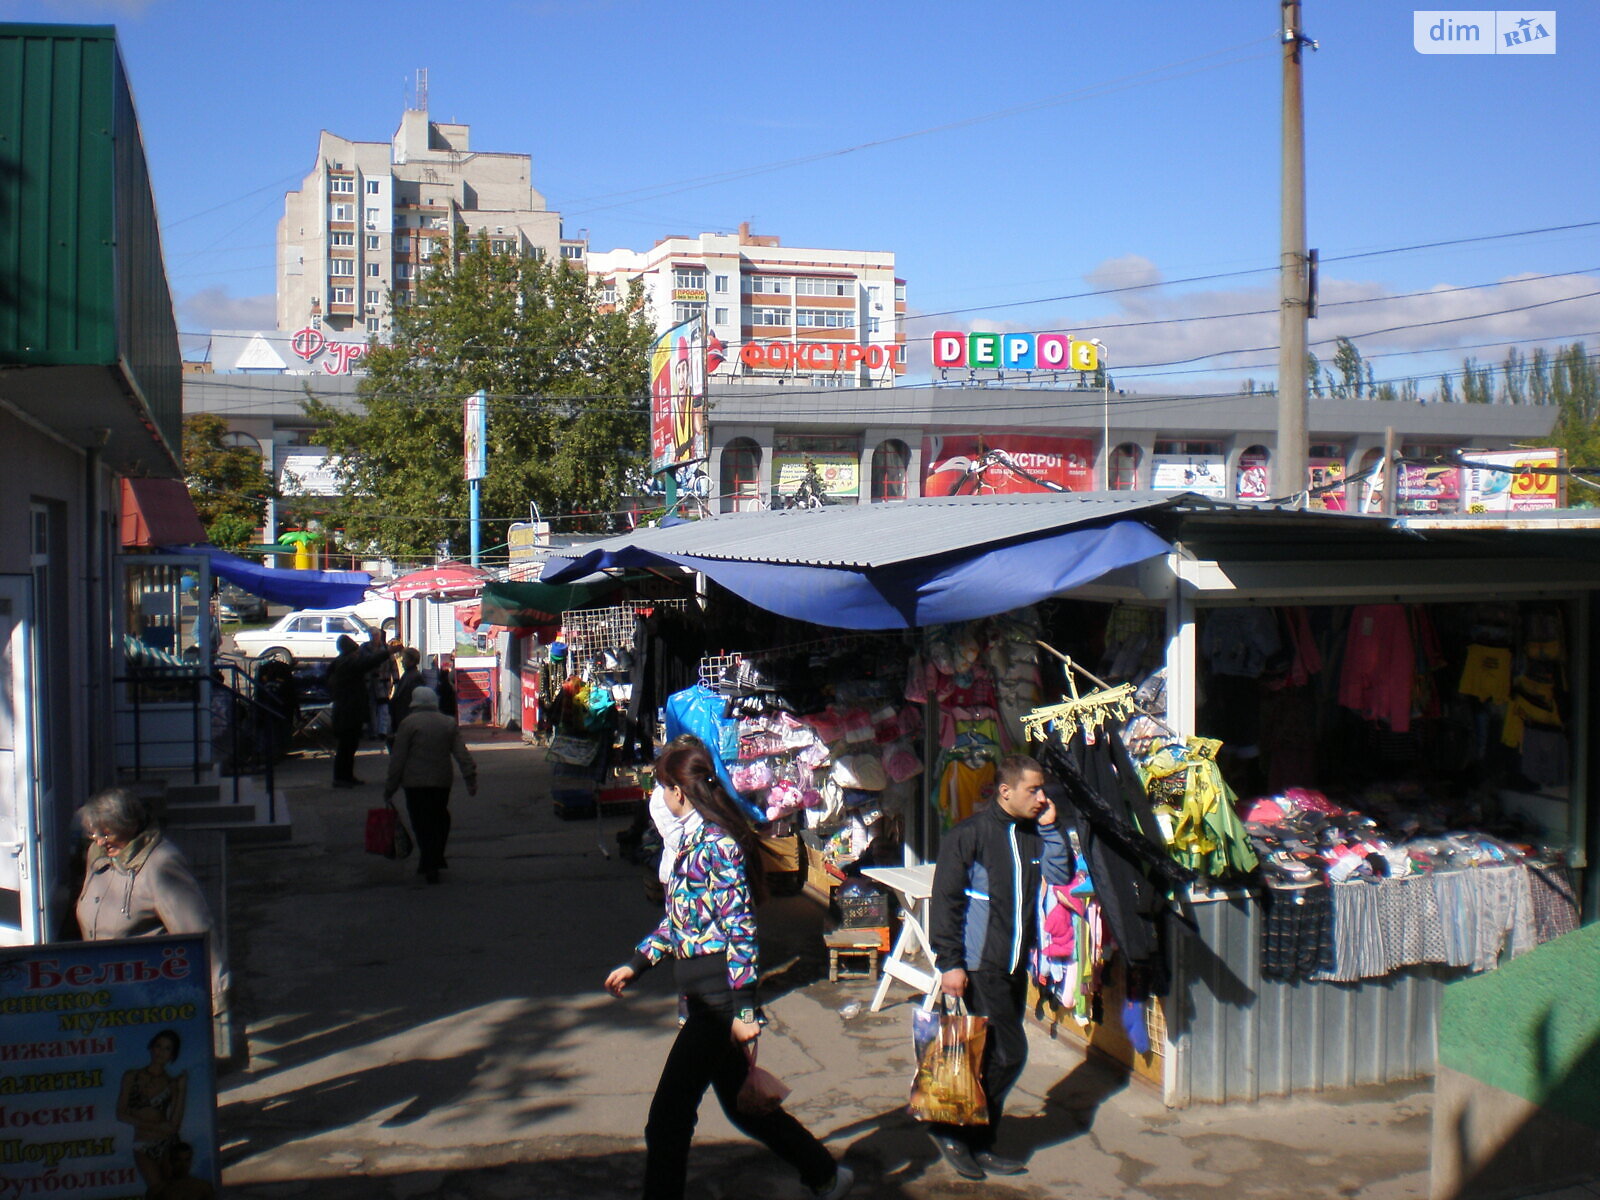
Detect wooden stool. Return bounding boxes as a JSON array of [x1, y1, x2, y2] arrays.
[[824, 929, 882, 983]]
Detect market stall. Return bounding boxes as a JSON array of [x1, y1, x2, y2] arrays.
[[539, 495, 1600, 1107]]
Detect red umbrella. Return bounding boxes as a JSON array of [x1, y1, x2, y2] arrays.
[[384, 563, 487, 602]]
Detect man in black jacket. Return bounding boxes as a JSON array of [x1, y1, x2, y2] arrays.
[[328, 629, 390, 787], [928, 752, 1072, 1179]]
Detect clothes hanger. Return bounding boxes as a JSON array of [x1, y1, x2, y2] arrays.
[[1023, 640, 1180, 745]]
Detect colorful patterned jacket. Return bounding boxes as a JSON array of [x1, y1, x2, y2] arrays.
[[630, 820, 759, 998]]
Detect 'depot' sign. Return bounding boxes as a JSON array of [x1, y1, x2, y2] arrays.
[[933, 330, 1099, 372]]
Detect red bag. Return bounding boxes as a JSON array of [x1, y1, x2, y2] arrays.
[[365, 801, 412, 859]]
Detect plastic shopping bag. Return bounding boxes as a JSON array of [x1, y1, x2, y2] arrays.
[[907, 999, 989, 1125], [735, 1043, 791, 1117], [365, 800, 413, 860]]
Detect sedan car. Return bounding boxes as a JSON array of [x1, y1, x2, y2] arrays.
[[217, 583, 268, 624], [231, 610, 377, 664]]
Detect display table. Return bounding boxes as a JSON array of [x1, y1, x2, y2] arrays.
[[861, 864, 941, 1012]]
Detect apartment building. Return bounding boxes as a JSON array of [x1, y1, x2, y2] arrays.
[[277, 105, 578, 337], [588, 223, 906, 388]]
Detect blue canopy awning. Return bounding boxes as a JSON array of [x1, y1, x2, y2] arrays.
[[543, 519, 1170, 629], [162, 545, 372, 610]]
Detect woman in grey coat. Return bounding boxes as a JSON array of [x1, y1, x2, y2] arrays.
[[384, 687, 477, 884], [74, 788, 230, 1016]]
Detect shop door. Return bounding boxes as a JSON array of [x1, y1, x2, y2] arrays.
[[0, 575, 44, 945], [114, 555, 214, 773]]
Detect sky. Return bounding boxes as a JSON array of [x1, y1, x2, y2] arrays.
[[7, 0, 1598, 395]]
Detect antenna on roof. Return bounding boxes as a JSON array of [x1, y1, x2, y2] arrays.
[[417, 67, 429, 113]]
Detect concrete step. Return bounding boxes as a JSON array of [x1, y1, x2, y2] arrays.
[[165, 781, 222, 806], [163, 801, 259, 825]]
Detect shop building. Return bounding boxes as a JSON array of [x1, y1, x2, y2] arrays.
[[0, 23, 190, 944], [276, 102, 579, 339], [700, 381, 1558, 513], [588, 224, 906, 389]]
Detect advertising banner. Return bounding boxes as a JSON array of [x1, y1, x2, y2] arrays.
[[1397, 463, 1462, 515], [1236, 452, 1270, 501], [922, 434, 1093, 495], [1309, 457, 1349, 511], [1150, 453, 1227, 498], [1460, 449, 1565, 512], [463, 390, 487, 482], [455, 656, 497, 725], [773, 453, 860, 500], [0, 935, 219, 1198], [650, 318, 706, 475]]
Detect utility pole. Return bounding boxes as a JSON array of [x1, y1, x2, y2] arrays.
[[1277, 0, 1314, 503]]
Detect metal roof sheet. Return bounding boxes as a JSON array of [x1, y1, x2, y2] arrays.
[[547, 491, 1247, 571]]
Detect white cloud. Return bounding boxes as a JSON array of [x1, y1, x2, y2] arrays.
[[37, 0, 165, 15], [178, 286, 275, 332], [1083, 254, 1162, 292]]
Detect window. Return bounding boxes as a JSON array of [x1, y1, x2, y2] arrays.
[[714, 307, 729, 324], [330, 231, 354, 247], [673, 267, 706, 289], [329, 258, 354, 276], [330, 204, 352, 222], [721, 438, 762, 514], [330, 287, 353, 304], [288, 616, 319, 634], [489, 239, 510, 255], [561, 243, 584, 259], [396, 263, 413, 279], [796, 309, 855, 328], [868, 316, 881, 334], [869, 285, 881, 305], [366, 235, 380, 250], [417, 237, 434, 256], [750, 307, 789, 327], [366, 179, 380, 194], [366, 289, 381, 306], [747, 276, 789, 295], [796, 277, 849, 296], [365, 208, 380, 228], [396, 235, 413, 253], [871, 439, 910, 503], [1110, 443, 1142, 490], [894, 283, 906, 302], [366, 262, 381, 277], [714, 275, 729, 293], [366, 317, 382, 333], [394, 290, 411, 306], [330, 176, 354, 194], [599, 286, 617, 305], [673, 302, 705, 324]]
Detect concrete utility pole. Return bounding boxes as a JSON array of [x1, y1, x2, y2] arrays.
[[1277, 0, 1313, 502]]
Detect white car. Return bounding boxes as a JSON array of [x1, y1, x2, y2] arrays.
[[232, 610, 378, 664], [329, 590, 398, 637]]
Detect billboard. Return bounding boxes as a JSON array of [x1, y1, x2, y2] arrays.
[[0, 936, 219, 1199], [923, 434, 1093, 495], [773, 453, 860, 500], [1309, 457, 1349, 511], [650, 318, 707, 475], [463, 390, 487, 482], [1151, 453, 1227, 498], [1461, 449, 1565, 512], [1396, 463, 1462, 515], [931, 330, 1099, 372]]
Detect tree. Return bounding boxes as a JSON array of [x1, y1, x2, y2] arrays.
[[1331, 336, 1366, 399], [182, 413, 274, 549], [1549, 341, 1600, 471], [306, 238, 653, 559]]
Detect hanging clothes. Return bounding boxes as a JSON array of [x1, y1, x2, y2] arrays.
[[1038, 720, 1195, 996], [1137, 738, 1259, 879], [1337, 604, 1415, 732]]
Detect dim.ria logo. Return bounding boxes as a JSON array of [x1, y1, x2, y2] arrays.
[[1413, 10, 1555, 53]]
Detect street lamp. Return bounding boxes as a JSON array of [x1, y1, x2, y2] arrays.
[[1093, 339, 1111, 490]]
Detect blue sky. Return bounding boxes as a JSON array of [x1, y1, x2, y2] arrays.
[[10, 0, 1598, 393]]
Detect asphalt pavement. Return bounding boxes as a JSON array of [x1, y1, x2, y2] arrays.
[[217, 730, 1439, 1200]]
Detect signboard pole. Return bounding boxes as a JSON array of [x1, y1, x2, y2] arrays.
[[465, 389, 488, 566]]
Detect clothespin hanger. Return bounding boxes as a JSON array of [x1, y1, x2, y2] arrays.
[[1024, 640, 1181, 744]]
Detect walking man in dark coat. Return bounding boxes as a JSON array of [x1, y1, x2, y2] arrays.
[[329, 629, 389, 787]]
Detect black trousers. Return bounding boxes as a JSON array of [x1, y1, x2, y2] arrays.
[[332, 730, 361, 782], [404, 787, 452, 873], [933, 967, 1029, 1152], [643, 988, 834, 1200]]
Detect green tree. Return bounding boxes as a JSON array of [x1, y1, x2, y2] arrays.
[[1331, 336, 1366, 398], [182, 412, 274, 549], [1549, 342, 1600, 471], [1437, 373, 1456, 404], [306, 238, 653, 559]]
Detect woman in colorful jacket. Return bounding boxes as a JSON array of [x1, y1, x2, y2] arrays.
[[604, 739, 854, 1200]]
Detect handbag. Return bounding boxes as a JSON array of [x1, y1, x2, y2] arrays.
[[907, 996, 989, 1125], [365, 799, 413, 860]]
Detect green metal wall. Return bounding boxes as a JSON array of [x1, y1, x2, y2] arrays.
[[0, 23, 181, 451], [1438, 923, 1600, 1130]]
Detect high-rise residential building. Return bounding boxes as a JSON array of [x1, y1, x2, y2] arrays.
[[588, 224, 906, 388], [277, 104, 582, 337]]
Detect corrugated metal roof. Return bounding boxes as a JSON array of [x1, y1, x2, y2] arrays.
[[548, 491, 1236, 571]]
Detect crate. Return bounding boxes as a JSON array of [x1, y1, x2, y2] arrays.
[[759, 834, 805, 897], [552, 789, 597, 821], [837, 884, 891, 929], [596, 784, 643, 816], [827, 924, 890, 953]]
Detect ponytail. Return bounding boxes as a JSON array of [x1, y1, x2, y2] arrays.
[[655, 739, 768, 905]]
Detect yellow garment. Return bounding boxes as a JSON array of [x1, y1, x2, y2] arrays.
[[940, 759, 997, 828], [1138, 738, 1257, 877], [1458, 644, 1512, 705], [1502, 679, 1561, 749]]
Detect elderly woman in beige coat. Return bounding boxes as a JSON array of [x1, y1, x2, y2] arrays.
[[75, 788, 230, 1016], [385, 686, 477, 884]]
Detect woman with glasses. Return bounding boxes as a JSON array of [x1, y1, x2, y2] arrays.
[[74, 788, 231, 1020]]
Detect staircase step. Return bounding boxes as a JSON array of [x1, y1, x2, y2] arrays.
[[163, 803, 259, 825], [165, 783, 222, 806]]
